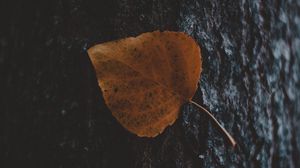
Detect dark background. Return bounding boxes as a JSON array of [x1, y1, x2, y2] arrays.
[[1, 0, 300, 167]]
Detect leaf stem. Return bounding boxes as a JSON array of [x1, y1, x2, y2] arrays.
[[189, 100, 237, 147]]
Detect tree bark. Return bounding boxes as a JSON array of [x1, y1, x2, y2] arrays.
[[2, 0, 300, 167]]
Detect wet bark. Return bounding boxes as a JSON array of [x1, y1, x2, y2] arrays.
[[2, 0, 300, 167]]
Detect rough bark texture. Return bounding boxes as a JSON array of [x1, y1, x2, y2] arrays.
[[1, 0, 300, 168]]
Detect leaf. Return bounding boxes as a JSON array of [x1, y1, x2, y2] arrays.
[[88, 31, 236, 147], [88, 31, 202, 137]]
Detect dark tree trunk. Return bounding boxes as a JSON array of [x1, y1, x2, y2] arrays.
[[2, 0, 300, 167]]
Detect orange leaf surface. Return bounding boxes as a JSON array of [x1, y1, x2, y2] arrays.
[[88, 31, 201, 137]]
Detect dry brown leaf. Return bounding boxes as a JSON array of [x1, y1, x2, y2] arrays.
[[88, 31, 236, 147], [88, 31, 201, 137]]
